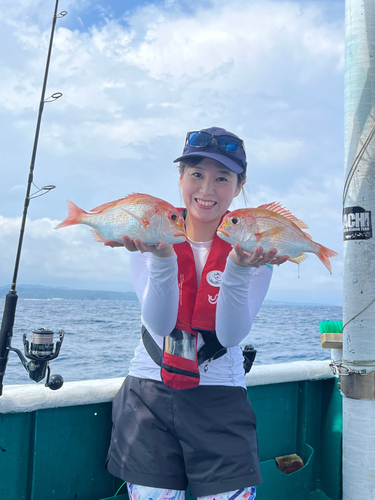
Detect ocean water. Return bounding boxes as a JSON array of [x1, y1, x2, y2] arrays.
[[0, 298, 342, 386]]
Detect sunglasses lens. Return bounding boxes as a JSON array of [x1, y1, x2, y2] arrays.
[[187, 132, 243, 153], [188, 132, 212, 147], [216, 136, 242, 152]]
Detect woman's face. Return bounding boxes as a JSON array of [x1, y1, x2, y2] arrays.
[[179, 158, 243, 227]]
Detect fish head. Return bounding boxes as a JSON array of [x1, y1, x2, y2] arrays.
[[158, 209, 187, 244], [130, 195, 186, 244], [217, 209, 254, 245]]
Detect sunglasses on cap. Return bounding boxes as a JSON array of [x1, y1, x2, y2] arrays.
[[186, 131, 245, 153]]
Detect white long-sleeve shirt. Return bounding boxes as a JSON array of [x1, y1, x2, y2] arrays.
[[128, 241, 272, 388]]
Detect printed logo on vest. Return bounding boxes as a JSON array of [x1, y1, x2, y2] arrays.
[[206, 270, 222, 287], [178, 274, 185, 305], [208, 294, 219, 304]]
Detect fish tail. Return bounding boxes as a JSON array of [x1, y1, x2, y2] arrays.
[[55, 200, 87, 229], [316, 244, 339, 273]]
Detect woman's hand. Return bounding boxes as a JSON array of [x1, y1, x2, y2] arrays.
[[230, 244, 289, 268], [104, 236, 174, 258]]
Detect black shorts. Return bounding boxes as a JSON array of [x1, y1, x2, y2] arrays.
[[106, 376, 262, 497]]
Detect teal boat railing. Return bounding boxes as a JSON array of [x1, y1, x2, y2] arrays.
[[0, 361, 342, 500]]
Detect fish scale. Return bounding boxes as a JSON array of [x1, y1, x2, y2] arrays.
[[56, 193, 187, 246], [84, 206, 158, 242], [217, 203, 338, 273], [246, 211, 318, 257]]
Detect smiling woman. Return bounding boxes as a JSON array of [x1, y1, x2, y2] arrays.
[[105, 126, 289, 500]]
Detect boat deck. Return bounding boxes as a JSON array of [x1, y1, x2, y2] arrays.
[[102, 489, 335, 500], [0, 361, 342, 500]]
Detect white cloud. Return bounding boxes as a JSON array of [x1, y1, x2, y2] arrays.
[[0, 216, 132, 286], [121, 1, 343, 84], [1, 1, 344, 122], [0, 0, 345, 303], [248, 137, 304, 166]]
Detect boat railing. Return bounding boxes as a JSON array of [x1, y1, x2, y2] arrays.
[[0, 359, 334, 414]]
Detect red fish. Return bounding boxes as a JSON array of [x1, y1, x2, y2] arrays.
[[56, 193, 187, 245], [217, 202, 338, 272]]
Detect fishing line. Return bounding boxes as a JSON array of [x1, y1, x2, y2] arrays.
[[343, 297, 375, 332], [342, 123, 375, 206]]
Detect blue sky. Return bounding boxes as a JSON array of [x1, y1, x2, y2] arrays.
[[0, 0, 345, 304]]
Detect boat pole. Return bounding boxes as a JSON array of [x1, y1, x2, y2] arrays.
[[342, 0, 375, 497], [0, 0, 65, 396]]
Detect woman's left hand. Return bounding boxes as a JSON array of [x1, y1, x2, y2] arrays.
[[230, 244, 289, 268]]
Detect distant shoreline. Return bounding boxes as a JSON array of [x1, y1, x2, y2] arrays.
[[0, 285, 138, 302], [0, 285, 342, 306]]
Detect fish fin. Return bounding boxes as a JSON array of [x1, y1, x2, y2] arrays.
[[257, 202, 309, 229], [304, 232, 313, 240], [55, 200, 87, 229], [90, 197, 131, 213], [90, 193, 153, 213], [316, 244, 339, 274], [254, 227, 284, 242], [289, 253, 308, 265], [122, 208, 150, 228], [91, 229, 105, 243]]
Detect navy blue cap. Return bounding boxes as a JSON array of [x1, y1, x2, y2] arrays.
[[173, 127, 247, 174]]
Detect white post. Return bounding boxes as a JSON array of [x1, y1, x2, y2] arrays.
[[343, 1, 375, 499]]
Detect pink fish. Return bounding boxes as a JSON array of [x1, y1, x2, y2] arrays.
[[217, 202, 338, 272], [56, 193, 187, 245]]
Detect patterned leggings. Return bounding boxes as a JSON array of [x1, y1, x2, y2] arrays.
[[127, 483, 256, 500]]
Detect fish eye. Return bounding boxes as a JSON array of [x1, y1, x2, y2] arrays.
[[231, 217, 239, 225], [169, 214, 178, 221]]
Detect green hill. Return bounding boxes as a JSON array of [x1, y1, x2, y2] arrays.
[[0, 286, 138, 301]]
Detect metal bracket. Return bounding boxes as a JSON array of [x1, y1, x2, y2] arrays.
[[330, 361, 375, 399]]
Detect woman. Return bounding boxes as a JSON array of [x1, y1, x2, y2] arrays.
[[106, 127, 288, 500]]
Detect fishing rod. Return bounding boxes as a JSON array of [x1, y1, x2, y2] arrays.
[[0, 0, 67, 396]]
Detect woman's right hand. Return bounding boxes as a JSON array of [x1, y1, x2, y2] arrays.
[[230, 244, 289, 268], [104, 236, 174, 258]]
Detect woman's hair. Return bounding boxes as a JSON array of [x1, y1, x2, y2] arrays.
[[178, 158, 247, 202]]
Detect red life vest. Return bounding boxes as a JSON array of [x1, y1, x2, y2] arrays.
[[160, 234, 232, 390]]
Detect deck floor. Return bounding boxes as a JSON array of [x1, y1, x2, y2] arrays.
[[101, 489, 337, 500]]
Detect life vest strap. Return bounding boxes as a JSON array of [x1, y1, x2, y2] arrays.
[[161, 363, 200, 378], [142, 326, 163, 366]]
